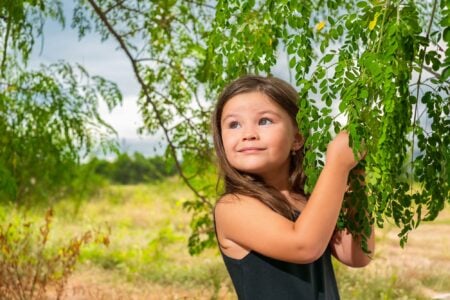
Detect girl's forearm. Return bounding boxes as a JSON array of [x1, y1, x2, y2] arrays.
[[293, 162, 350, 259]]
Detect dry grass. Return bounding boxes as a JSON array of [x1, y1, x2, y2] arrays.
[[3, 179, 448, 300], [48, 178, 236, 299], [55, 183, 450, 299], [59, 266, 234, 300], [336, 207, 450, 300]]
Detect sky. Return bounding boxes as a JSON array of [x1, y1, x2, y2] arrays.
[[29, 2, 162, 156]]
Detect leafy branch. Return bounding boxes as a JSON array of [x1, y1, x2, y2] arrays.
[[411, 0, 438, 190], [84, 0, 212, 210]]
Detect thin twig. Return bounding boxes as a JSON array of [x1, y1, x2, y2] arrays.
[[184, 0, 215, 10], [103, 0, 127, 15], [421, 65, 441, 79], [1, 14, 11, 78]]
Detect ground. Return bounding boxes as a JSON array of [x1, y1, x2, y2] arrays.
[[61, 204, 450, 300]]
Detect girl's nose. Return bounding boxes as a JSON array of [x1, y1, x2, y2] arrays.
[[243, 131, 258, 141]]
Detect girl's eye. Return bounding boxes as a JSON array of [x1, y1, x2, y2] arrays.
[[228, 121, 241, 129], [259, 118, 273, 126]]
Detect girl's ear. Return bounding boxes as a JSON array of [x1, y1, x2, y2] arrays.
[[292, 132, 304, 151]]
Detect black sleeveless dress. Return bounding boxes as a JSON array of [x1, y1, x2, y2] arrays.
[[219, 212, 340, 300]]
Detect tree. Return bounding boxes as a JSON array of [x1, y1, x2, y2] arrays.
[[72, 0, 449, 253], [0, 0, 122, 204], [2, 0, 449, 253]]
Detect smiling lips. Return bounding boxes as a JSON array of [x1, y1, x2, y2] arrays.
[[238, 147, 266, 153]]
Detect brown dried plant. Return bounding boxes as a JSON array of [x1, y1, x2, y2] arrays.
[[0, 208, 110, 300]]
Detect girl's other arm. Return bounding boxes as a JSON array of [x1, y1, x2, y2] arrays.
[[331, 167, 375, 267], [331, 227, 375, 267]]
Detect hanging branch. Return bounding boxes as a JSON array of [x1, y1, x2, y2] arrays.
[[410, 0, 438, 191], [86, 0, 212, 208]]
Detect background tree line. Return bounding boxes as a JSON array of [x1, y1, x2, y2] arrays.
[[89, 153, 177, 184]]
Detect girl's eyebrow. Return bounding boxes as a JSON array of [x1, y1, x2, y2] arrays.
[[223, 110, 280, 118], [258, 110, 282, 118], [221, 114, 238, 123], [221, 110, 282, 123]]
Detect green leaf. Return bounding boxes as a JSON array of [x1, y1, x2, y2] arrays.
[[323, 53, 334, 63], [357, 1, 367, 9]]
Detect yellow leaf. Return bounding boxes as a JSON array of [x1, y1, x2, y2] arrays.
[[6, 84, 17, 92], [316, 21, 326, 31], [369, 12, 381, 31]]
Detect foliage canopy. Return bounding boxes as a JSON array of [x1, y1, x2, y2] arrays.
[[0, 0, 121, 204], [1, 0, 449, 253]]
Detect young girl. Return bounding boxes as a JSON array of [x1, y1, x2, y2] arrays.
[[212, 75, 375, 299]]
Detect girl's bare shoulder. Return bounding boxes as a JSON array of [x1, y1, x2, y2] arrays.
[[215, 193, 278, 228], [216, 193, 267, 210]]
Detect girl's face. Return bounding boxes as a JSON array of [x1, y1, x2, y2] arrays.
[[220, 91, 302, 180]]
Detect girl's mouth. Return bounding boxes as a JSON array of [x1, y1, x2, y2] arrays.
[[238, 147, 265, 153]]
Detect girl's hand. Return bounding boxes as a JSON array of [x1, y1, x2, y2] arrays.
[[325, 131, 362, 172]]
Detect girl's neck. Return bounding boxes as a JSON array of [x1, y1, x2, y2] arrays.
[[282, 190, 308, 211], [260, 172, 307, 207], [261, 173, 290, 192]]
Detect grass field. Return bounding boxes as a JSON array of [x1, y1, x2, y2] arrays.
[[1, 178, 449, 299]]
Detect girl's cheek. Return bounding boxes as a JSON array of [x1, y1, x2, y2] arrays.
[[222, 133, 234, 146]]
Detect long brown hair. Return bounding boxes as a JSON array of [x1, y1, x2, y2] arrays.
[[212, 75, 307, 219]]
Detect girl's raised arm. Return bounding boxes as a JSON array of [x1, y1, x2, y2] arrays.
[[215, 131, 361, 263]]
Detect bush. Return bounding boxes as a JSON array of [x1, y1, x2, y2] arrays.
[[0, 208, 109, 299]]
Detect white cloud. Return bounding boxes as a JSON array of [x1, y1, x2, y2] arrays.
[[98, 95, 141, 139]]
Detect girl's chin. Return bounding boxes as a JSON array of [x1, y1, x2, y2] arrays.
[[235, 167, 267, 177]]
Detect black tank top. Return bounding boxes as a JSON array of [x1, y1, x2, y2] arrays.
[[219, 212, 340, 300]]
